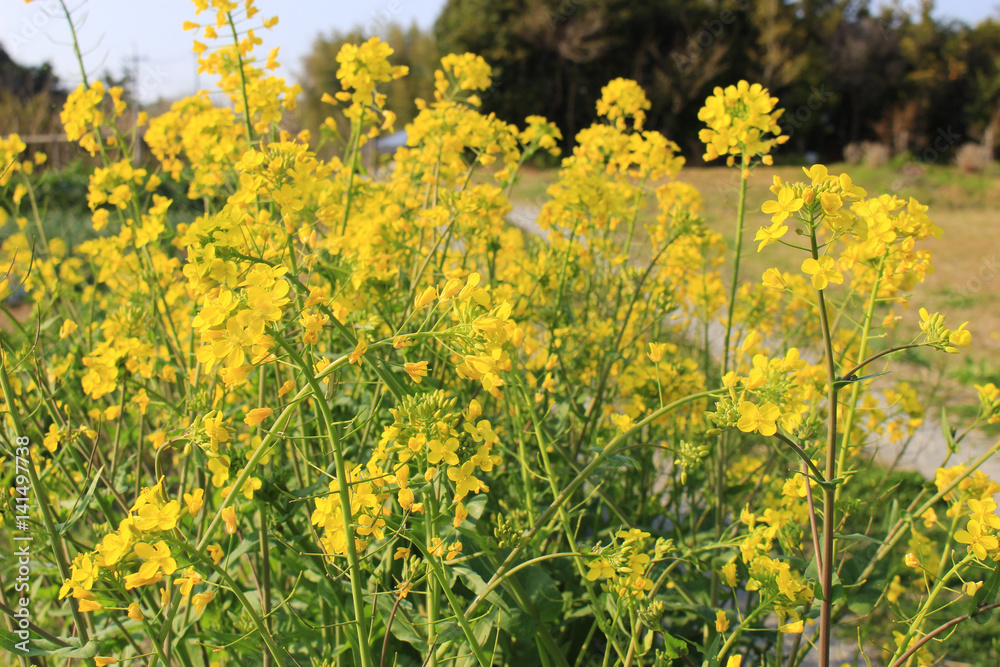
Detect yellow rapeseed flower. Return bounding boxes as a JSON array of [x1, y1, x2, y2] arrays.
[[800, 256, 843, 291], [244, 407, 273, 426], [698, 80, 786, 166], [955, 519, 999, 560], [736, 401, 780, 437], [404, 361, 429, 383], [761, 188, 804, 224], [222, 506, 238, 535]]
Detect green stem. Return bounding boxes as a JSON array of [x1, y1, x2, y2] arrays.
[[809, 225, 839, 667], [717, 595, 776, 663], [840, 433, 1000, 619], [58, 0, 90, 87], [888, 557, 968, 667], [273, 335, 373, 667], [227, 13, 255, 146], [840, 344, 926, 381], [834, 256, 884, 505], [425, 487, 441, 666], [174, 540, 288, 666], [339, 115, 365, 236], [411, 533, 492, 667], [713, 160, 748, 607], [722, 160, 749, 375], [887, 601, 1000, 667], [465, 388, 719, 619]]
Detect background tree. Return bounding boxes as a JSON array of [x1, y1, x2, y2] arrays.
[[291, 0, 1000, 163], [0, 45, 65, 137]]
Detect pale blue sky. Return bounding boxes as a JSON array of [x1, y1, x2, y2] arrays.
[[1, 0, 998, 105], [0, 0, 448, 103]]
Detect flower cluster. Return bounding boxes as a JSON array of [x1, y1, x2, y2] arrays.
[[698, 80, 787, 166], [58, 481, 217, 614]]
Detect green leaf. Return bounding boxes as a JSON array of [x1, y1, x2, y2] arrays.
[[452, 565, 509, 613], [704, 632, 722, 667], [970, 558, 1000, 624], [846, 581, 882, 616], [808, 568, 843, 603], [499, 607, 537, 644], [374, 594, 423, 645], [516, 565, 562, 623], [834, 370, 888, 390], [473, 606, 499, 645], [226, 533, 259, 562], [56, 467, 103, 535], [435, 621, 464, 644], [0, 626, 70, 657], [660, 630, 686, 660], [465, 493, 487, 521]]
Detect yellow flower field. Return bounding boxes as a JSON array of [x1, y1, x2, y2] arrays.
[[2, 1, 1000, 666]]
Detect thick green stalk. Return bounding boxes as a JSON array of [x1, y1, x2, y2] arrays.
[[274, 336, 374, 667], [722, 160, 750, 375], [834, 256, 885, 505], [227, 13, 255, 146], [808, 225, 839, 667], [712, 160, 749, 607]]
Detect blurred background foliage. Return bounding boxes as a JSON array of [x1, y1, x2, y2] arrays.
[[3, 0, 1000, 164], [296, 0, 1000, 163]]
